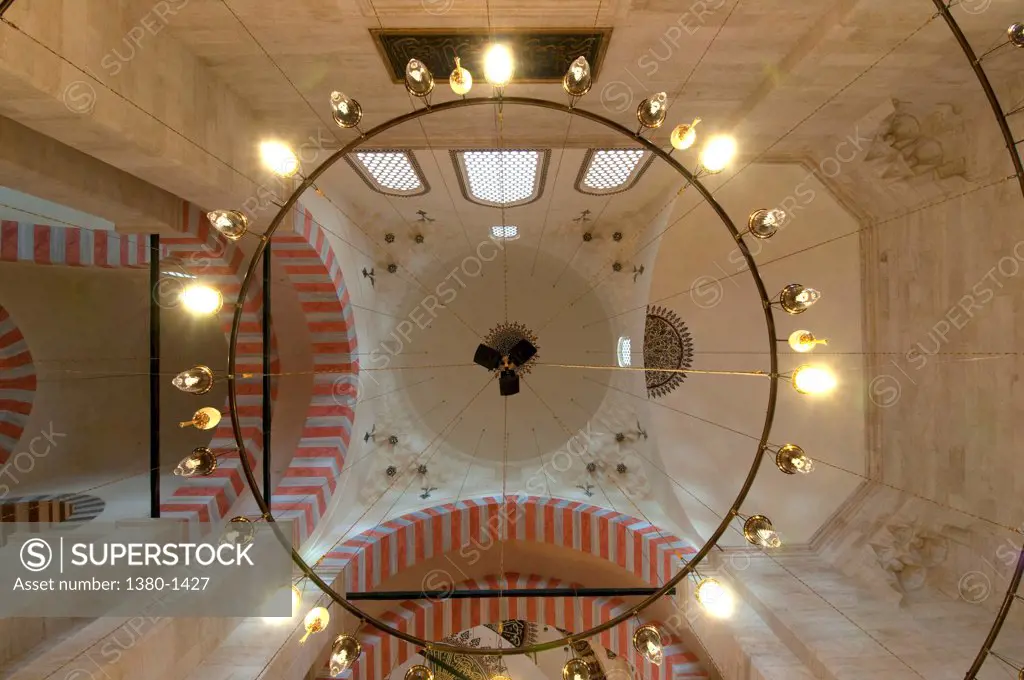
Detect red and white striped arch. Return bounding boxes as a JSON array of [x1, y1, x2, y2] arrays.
[[263, 203, 358, 542], [341, 573, 707, 680], [0, 304, 36, 464], [317, 496, 696, 593], [0, 220, 155, 268]]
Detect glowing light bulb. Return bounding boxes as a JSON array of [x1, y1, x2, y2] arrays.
[[329, 633, 361, 674], [788, 330, 827, 353], [778, 284, 821, 314], [563, 56, 592, 97], [699, 134, 737, 173], [695, 578, 735, 619], [791, 365, 836, 395], [775, 444, 814, 475], [637, 92, 668, 129], [173, 447, 218, 477], [300, 607, 330, 644], [291, 585, 302, 614], [330, 91, 363, 128], [747, 208, 786, 239], [562, 658, 591, 680], [260, 140, 300, 178], [743, 515, 781, 548], [483, 44, 514, 88], [206, 209, 248, 240], [632, 624, 663, 666], [178, 407, 222, 430], [670, 118, 701, 150], [180, 283, 224, 315], [449, 57, 473, 95], [171, 365, 215, 394], [405, 59, 434, 97]]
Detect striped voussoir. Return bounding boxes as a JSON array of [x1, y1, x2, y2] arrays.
[[0, 220, 154, 267], [0, 493, 106, 548], [268, 204, 357, 542], [159, 202, 270, 529], [326, 573, 706, 680], [0, 304, 35, 464]]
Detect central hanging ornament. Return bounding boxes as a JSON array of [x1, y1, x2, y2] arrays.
[[482, 321, 540, 376]]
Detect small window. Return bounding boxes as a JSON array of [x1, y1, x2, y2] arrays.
[[346, 150, 429, 197], [617, 337, 632, 367], [452, 150, 549, 207], [491, 225, 519, 240], [576, 149, 652, 196]]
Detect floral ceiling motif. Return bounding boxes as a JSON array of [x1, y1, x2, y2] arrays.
[[643, 305, 694, 399]]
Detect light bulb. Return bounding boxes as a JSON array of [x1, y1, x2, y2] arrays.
[[788, 330, 827, 353], [695, 578, 735, 619], [330, 91, 363, 128], [778, 284, 821, 314], [405, 665, 434, 680], [178, 407, 222, 430], [206, 209, 248, 240], [632, 624, 663, 666], [449, 57, 473, 95], [260, 140, 300, 178], [173, 447, 218, 477], [180, 283, 224, 315], [637, 92, 668, 129], [791, 365, 836, 395], [747, 208, 785, 239], [563, 56, 592, 97], [743, 515, 781, 548], [171, 365, 215, 394], [483, 44, 514, 88], [699, 134, 737, 173], [329, 634, 361, 674], [775, 444, 814, 474], [1009, 23, 1024, 48], [220, 516, 255, 546], [405, 59, 434, 97], [300, 607, 330, 644], [670, 118, 701, 150], [562, 658, 591, 680]]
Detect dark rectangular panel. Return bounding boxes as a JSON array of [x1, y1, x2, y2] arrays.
[[372, 29, 610, 84]]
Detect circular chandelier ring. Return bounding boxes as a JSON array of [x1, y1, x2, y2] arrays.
[[225, 95, 780, 656]]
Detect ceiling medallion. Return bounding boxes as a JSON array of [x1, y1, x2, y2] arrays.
[[643, 305, 694, 399], [483, 322, 540, 376]]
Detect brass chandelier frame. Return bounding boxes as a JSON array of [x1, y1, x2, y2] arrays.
[[225, 94, 781, 655]]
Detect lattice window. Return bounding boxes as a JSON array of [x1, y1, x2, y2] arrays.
[[491, 225, 519, 240], [346, 150, 429, 197], [617, 336, 632, 367], [453, 150, 549, 207], [576, 149, 652, 195]]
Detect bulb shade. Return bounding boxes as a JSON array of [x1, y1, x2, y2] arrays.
[[330, 91, 363, 128], [791, 365, 836, 395], [300, 607, 330, 644], [260, 141, 300, 178], [563, 658, 591, 680], [172, 365, 215, 395], [174, 447, 218, 477], [563, 56, 592, 97], [180, 406, 222, 430], [670, 118, 700, 150], [220, 516, 256, 546], [1009, 23, 1024, 47], [483, 44, 514, 87], [329, 634, 362, 675], [699, 134, 737, 173], [405, 59, 435, 97], [206, 209, 248, 240], [775, 444, 814, 474], [743, 514, 782, 548], [787, 330, 826, 353], [632, 624, 664, 666], [778, 284, 821, 314], [747, 208, 785, 239], [180, 284, 224, 315], [449, 57, 473, 95], [405, 665, 434, 680], [637, 92, 668, 129], [695, 578, 735, 618]]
